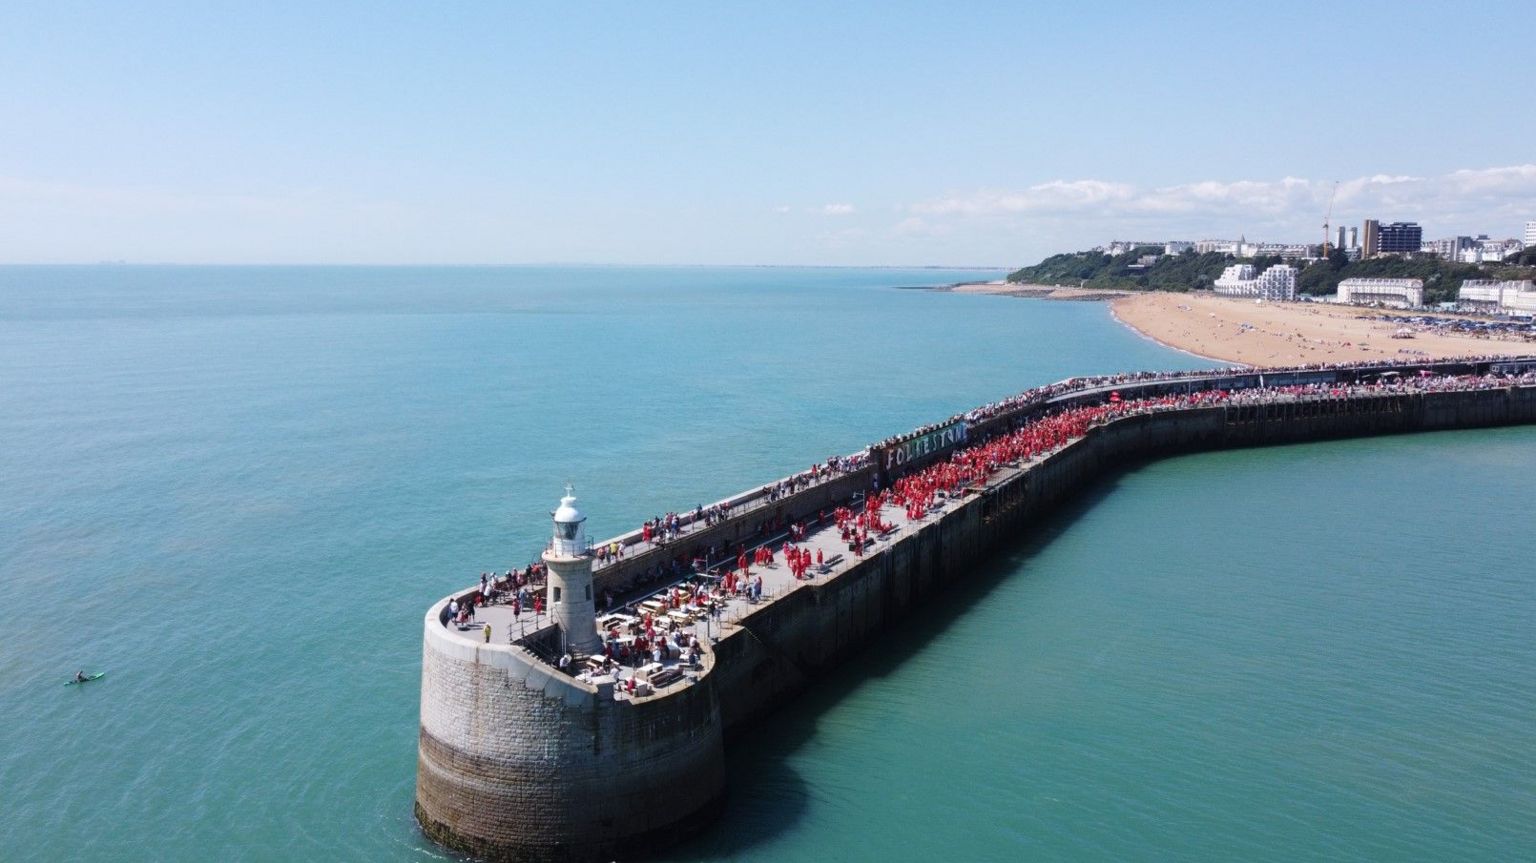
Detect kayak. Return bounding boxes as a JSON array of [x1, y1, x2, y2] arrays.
[[64, 672, 105, 686]]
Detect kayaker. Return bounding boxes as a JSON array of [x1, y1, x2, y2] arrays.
[[74, 670, 86, 683]]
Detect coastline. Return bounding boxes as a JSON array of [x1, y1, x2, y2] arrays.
[[921, 280, 1130, 302], [1107, 292, 1536, 368], [915, 280, 1536, 369], [1106, 299, 1248, 367]]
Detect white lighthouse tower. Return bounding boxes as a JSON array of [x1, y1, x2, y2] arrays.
[[541, 485, 600, 655]]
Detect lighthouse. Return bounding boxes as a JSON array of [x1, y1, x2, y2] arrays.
[[541, 485, 600, 655]]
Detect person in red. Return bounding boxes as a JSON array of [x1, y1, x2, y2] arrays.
[[815, 548, 823, 567], [534, 594, 544, 616]]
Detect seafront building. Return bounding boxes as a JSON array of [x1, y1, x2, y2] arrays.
[[1525, 221, 1536, 249], [1335, 277, 1424, 308], [1459, 280, 1536, 315], [1213, 264, 1255, 294], [1214, 263, 1297, 301]]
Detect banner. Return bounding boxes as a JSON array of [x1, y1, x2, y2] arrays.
[[883, 421, 967, 471]]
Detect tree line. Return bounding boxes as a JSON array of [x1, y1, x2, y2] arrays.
[[1008, 247, 1535, 305]]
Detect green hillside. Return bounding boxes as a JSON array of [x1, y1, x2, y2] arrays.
[[1009, 248, 1534, 304]]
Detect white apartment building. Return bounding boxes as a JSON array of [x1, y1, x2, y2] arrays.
[[1195, 239, 1241, 255], [1453, 236, 1524, 263], [1424, 237, 1470, 260], [1336, 278, 1424, 308], [1213, 264, 1256, 295], [1198, 240, 1316, 260], [1105, 240, 1165, 255], [1165, 241, 1194, 255], [1213, 264, 1296, 301], [1459, 280, 1536, 315], [1255, 265, 1298, 301], [1525, 221, 1536, 249]]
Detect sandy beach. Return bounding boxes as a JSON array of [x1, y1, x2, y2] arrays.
[[1111, 292, 1536, 368]]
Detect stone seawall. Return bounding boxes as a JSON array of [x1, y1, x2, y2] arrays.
[[705, 385, 1536, 732], [416, 375, 1536, 862], [415, 595, 727, 862]]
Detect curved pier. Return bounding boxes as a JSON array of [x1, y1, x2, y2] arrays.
[[417, 356, 1536, 862]]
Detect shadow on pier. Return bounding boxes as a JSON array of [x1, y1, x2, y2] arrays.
[[659, 466, 1141, 861]]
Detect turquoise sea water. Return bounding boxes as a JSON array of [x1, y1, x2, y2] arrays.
[[2, 266, 1533, 862]]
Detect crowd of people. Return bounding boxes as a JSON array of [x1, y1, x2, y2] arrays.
[[454, 360, 1536, 694], [880, 354, 1536, 454], [448, 564, 548, 627], [455, 357, 1536, 658], [594, 353, 1515, 571], [594, 453, 875, 568]]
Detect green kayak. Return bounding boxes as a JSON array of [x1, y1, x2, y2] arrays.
[[65, 672, 105, 686]]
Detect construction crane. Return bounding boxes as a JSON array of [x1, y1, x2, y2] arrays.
[[1322, 180, 1339, 256]]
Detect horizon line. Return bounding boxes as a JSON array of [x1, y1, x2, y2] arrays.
[[0, 261, 1013, 271]]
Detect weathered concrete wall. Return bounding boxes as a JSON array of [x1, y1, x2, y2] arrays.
[[415, 596, 726, 863], [705, 385, 1536, 732], [417, 382, 1536, 861]]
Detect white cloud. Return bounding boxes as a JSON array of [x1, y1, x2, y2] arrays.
[[773, 204, 792, 214], [909, 164, 1536, 230], [873, 164, 1536, 267], [820, 203, 856, 216]]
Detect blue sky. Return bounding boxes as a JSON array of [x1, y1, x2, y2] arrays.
[[2, 2, 1533, 266]]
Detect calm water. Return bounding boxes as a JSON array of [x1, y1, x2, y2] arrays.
[[2, 267, 1532, 862]]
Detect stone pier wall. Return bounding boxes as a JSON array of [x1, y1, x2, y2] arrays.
[[414, 595, 727, 863], [705, 385, 1536, 732], [416, 380, 1536, 861]]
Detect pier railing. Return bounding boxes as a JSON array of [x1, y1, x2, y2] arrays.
[[460, 356, 1536, 607]]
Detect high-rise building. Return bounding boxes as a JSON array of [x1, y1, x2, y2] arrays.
[[1336, 226, 1346, 251], [1377, 222, 1422, 255], [1525, 221, 1536, 249], [1349, 226, 1359, 249], [1362, 220, 1380, 257]]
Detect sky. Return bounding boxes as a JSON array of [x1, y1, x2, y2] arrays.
[[2, 1, 1533, 267]]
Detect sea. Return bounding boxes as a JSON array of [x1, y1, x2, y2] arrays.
[[2, 266, 1533, 862]]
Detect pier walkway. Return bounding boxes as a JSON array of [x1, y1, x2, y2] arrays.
[[435, 358, 1536, 698]]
